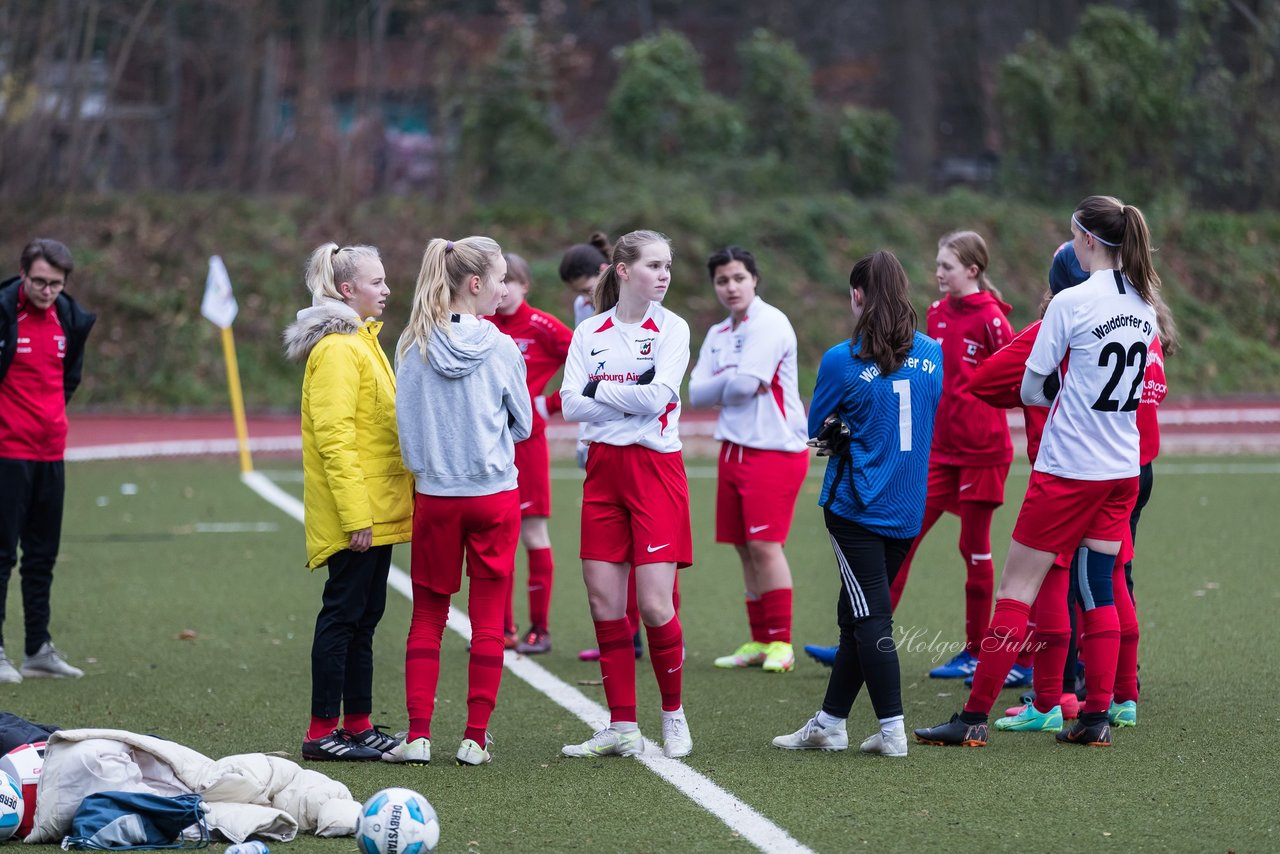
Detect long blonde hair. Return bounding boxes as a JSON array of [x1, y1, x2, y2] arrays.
[[305, 242, 381, 305], [397, 236, 502, 362], [938, 230, 1004, 303]]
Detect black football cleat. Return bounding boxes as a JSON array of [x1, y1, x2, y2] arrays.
[[914, 713, 989, 747]]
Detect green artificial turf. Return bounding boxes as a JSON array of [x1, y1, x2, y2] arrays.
[[6, 457, 1277, 852]]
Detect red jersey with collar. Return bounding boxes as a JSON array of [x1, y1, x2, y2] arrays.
[[927, 290, 1014, 466], [0, 288, 68, 460], [491, 301, 573, 436], [970, 320, 1165, 466]]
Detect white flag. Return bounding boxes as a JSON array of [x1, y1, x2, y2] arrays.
[[201, 255, 238, 329]]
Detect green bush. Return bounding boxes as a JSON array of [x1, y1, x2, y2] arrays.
[[458, 18, 562, 194], [736, 29, 821, 161], [607, 30, 745, 163], [834, 106, 898, 195]]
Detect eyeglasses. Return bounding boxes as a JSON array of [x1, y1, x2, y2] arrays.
[[26, 275, 65, 293]]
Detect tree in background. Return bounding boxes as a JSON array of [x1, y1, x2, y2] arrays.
[[736, 28, 821, 161], [606, 30, 743, 164], [458, 15, 561, 194]]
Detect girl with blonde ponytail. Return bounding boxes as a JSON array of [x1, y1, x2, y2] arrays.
[[283, 242, 412, 762], [389, 236, 532, 767]]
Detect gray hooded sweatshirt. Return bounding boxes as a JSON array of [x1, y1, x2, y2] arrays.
[[396, 314, 532, 496]]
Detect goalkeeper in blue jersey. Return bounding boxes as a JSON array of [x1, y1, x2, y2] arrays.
[[772, 250, 943, 758]]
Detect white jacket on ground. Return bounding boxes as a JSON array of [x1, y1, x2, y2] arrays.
[[27, 729, 361, 844]]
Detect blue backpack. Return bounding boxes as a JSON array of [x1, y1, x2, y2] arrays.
[[63, 791, 209, 850]]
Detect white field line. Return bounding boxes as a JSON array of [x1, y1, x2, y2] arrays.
[[239, 470, 814, 854], [66, 435, 301, 461]]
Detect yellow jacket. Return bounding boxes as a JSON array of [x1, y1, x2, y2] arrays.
[[285, 302, 413, 568]]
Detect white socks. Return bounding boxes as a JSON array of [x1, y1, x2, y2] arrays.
[[878, 714, 905, 741], [816, 710, 846, 730]]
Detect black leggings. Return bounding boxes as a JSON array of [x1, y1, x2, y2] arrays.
[[821, 510, 913, 721], [311, 544, 392, 719]]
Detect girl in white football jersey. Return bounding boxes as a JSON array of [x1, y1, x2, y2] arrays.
[[689, 246, 808, 675], [559, 229, 694, 760], [916, 195, 1171, 749]]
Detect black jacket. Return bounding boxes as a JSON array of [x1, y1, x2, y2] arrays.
[[0, 276, 97, 403]]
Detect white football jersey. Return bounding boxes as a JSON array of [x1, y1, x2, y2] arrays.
[[1028, 268, 1158, 480], [689, 297, 808, 452], [561, 302, 690, 453]]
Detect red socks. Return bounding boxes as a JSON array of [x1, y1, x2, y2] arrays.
[[595, 618, 638, 723], [959, 503, 996, 654], [746, 596, 766, 642], [405, 586, 450, 741], [307, 716, 339, 740], [646, 616, 684, 712], [1081, 604, 1121, 714], [465, 576, 507, 741], [1113, 556, 1140, 703], [527, 547, 555, 629], [343, 714, 371, 735], [759, 588, 792, 644], [963, 598, 1031, 717], [1030, 564, 1071, 713]]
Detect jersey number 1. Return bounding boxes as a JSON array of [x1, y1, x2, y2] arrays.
[[1092, 341, 1147, 412], [893, 379, 912, 452]]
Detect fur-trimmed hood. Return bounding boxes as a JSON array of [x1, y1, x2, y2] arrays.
[[283, 300, 364, 362]]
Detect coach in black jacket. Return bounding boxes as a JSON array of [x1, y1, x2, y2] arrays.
[[0, 238, 96, 683]]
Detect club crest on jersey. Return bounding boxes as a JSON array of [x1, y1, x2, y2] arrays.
[[636, 337, 654, 356], [515, 337, 532, 354]]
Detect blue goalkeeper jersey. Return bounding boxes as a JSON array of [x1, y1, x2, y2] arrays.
[[809, 332, 943, 538]]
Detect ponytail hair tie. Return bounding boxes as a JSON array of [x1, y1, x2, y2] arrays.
[[445, 240, 454, 253], [331, 245, 341, 256]]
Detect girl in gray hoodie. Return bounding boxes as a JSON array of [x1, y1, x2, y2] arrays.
[[387, 236, 532, 768]]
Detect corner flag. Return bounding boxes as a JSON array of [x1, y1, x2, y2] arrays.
[[201, 256, 252, 474]]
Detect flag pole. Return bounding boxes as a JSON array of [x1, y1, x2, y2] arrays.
[[219, 325, 254, 474], [202, 255, 252, 474]]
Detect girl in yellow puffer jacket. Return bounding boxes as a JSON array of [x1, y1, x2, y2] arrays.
[[283, 242, 412, 762]]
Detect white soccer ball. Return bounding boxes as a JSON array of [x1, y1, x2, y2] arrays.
[[356, 787, 439, 854], [0, 769, 24, 842], [0, 741, 45, 839]]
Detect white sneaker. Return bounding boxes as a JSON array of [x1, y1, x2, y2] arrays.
[[456, 734, 493, 766], [772, 714, 848, 751], [561, 726, 643, 758], [859, 730, 908, 757], [661, 712, 692, 758], [382, 737, 431, 765], [20, 642, 83, 679], [0, 648, 21, 684]]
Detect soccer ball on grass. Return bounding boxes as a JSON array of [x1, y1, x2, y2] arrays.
[[356, 787, 439, 854]]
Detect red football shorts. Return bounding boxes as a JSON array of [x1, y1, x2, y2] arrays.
[[715, 441, 809, 544], [411, 489, 521, 595], [514, 432, 551, 517], [926, 460, 1010, 512], [581, 443, 693, 569], [1012, 471, 1138, 556]]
